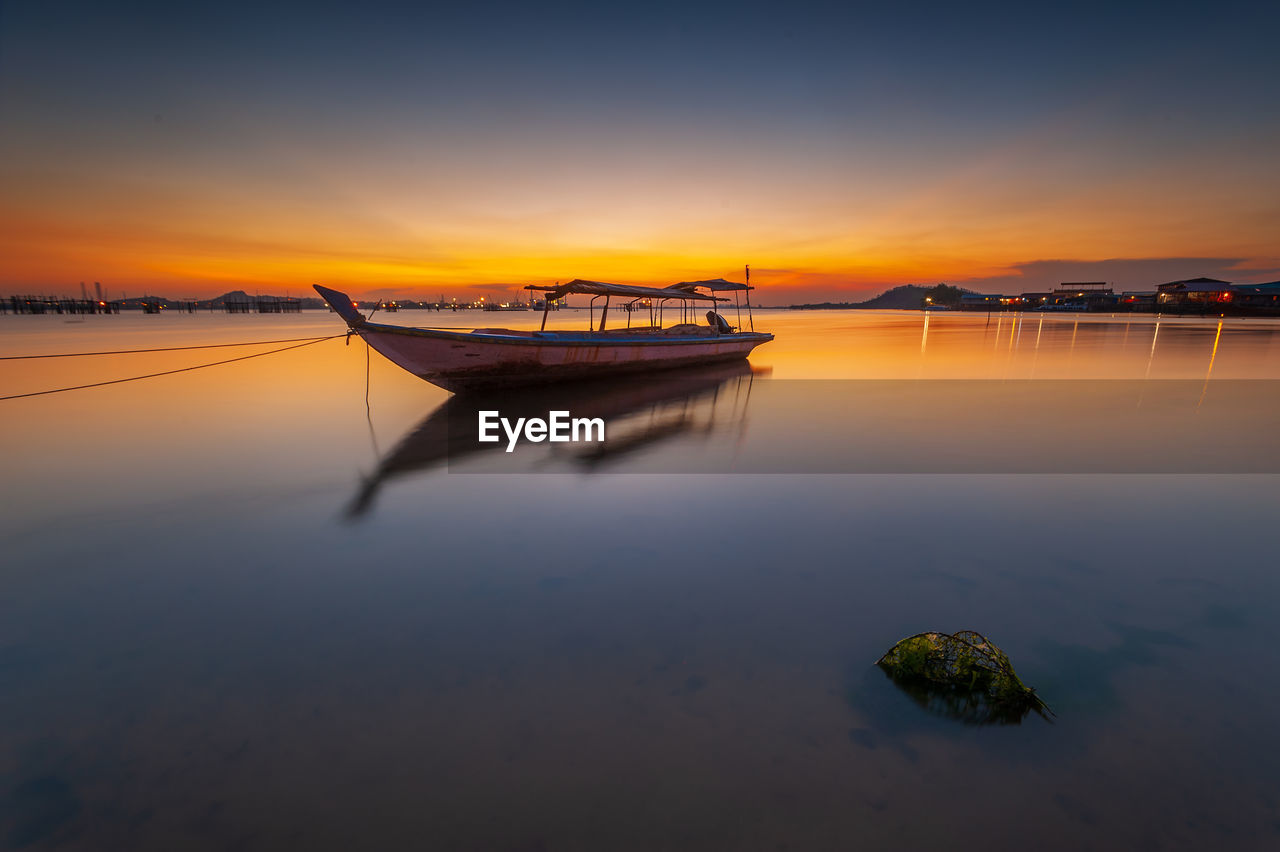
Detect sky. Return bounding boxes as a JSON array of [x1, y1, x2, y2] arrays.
[[2, 0, 1278, 302]]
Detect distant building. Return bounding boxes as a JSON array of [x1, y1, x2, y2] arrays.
[[1231, 281, 1280, 312], [1119, 291, 1157, 311], [1049, 282, 1116, 311], [959, 293, 1004, 310], [1054, 282, 1111, 295], [1155, 277, 1233, 308]]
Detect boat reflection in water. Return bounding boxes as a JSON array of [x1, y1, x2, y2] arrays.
[[348, 361, 765, 517]]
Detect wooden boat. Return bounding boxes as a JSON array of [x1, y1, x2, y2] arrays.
[[314, 277, 772, 392]]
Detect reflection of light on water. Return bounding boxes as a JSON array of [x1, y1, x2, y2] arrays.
[[1198, 319, 1224, 409], [1002, 314, 1017, 379], [917, 313, 930, 379], [1144, 320, 1161, 380], [1030, 315, 1044, 378]]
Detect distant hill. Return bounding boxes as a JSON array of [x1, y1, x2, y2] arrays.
[[789, 283, 970, 310], [206, 290, 285, 305], [200, 290, 325, 309]]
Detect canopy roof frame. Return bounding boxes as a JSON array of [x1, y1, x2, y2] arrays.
[[528, 275, 762, 332], [670, 278, 753, 292], [527, 279, 728, 304]]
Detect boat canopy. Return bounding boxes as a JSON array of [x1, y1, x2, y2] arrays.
[[527, 279, 726, 303], [671, 278, 752, 292]]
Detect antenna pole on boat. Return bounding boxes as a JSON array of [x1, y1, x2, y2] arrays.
[[745, 264, 754, 331]]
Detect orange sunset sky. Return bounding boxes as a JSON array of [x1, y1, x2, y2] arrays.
[[2, 1, 1277, 303]]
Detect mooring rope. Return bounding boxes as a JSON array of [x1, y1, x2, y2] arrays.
[[0, 334, 338, 360], [0, 335, 343, 401]]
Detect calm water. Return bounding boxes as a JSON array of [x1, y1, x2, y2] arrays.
[[2, 308, 1279, 850]]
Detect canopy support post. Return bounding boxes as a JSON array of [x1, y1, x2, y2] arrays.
[[540, 296, 551, 331], [599, 296, 610, 331]]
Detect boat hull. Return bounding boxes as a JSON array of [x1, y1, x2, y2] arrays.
[[313, 283, 772, 392], [358, 324, 773, 392]]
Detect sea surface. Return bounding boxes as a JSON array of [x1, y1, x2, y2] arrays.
[[2, 308, 1279, 850]]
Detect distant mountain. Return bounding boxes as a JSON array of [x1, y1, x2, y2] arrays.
[[198, 290, 324, 308], [856, 285, 936, 309], [789, 283, 970, 310], [207, 290, 286, 305]]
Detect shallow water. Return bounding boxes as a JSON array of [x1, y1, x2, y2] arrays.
[[2, 308, 1279, 850]]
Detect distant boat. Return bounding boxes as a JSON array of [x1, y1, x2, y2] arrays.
[[314, 278, 772, 393]]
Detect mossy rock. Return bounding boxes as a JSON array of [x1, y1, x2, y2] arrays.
[[877, 630, 1051, 723]]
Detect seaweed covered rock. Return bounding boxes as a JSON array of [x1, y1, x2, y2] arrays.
[[877, 630, 1052, 724]]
